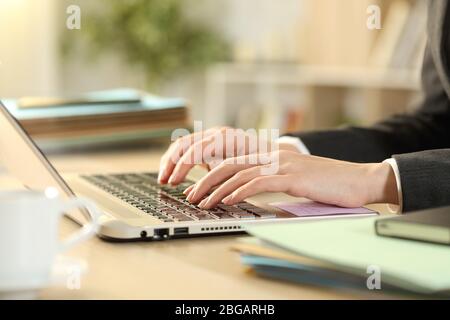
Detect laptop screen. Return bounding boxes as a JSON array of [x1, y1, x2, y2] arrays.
[[0, 101, 90, 224]]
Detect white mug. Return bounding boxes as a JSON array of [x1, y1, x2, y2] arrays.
[[0, 189, 100, 292]]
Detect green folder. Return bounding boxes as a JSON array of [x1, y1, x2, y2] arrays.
[[246, 217, 450, 294]]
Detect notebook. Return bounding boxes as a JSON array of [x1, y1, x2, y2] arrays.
[[375, 206, 450, 245], [245, 217, 450, 294]]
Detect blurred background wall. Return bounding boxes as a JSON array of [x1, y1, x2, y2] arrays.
[[0, 0, 426, 138], [0, 0, 58, 96]]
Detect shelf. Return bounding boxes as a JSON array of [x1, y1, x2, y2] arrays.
[[206, 63, 421, 90], [204, 62, 421, 130]]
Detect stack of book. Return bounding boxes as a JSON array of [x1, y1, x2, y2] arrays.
[[233, 217, 450, 296], [1, 88, 188, 148]]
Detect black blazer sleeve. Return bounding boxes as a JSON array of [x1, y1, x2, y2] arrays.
[[288, 45, 450, 212], [392, 149, 450, 212]]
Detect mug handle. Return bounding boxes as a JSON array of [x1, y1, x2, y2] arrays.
[[58, 197, 101, 252]]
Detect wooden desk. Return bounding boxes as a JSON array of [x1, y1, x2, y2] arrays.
[[0, 147, 393, 299]]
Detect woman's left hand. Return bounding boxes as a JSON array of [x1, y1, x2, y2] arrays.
[[184, 150, 398, 209]]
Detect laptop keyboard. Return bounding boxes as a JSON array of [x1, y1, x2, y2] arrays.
[[81, 173, 276, 223]]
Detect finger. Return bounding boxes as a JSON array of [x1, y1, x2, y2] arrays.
[[158, 137, 192, 183], [183, 184, 195, 195], [187, 154, 265, 203], [187, 159, 255, 203], [207, 159, 224, 170], [159, 129, 217, 183], [199, 165, 267, 209], [169, 136, 215, 185], [158, 151, 179, 184], [222, 175, 288, 205], [159, 128, 230, 184]]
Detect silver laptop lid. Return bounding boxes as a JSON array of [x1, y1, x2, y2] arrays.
[[0, 100, 90, 224]]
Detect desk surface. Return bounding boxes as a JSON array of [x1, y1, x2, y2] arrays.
[[0, 147, 395, 299]]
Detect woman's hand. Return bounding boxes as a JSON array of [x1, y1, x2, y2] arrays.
[[184, 150, 399, 209], [158, 127, 299, 185]]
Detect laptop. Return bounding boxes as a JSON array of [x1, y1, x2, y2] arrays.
[[0, 100, 376, 241]]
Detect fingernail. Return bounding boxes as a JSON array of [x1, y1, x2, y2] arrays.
[[183, 185, 194, 195], [158, 165, 166, 180], [187, 188, 196, 201], [203, 198, 213, 209], [198, 198, 207, 208], [222, 195, 233, 204]]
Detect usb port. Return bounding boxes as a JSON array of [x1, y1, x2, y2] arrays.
[[174, 227, 189, 235]]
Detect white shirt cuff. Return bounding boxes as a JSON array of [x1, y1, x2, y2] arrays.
[[382, 158, 403, 214], [276, 136, 311, 155]]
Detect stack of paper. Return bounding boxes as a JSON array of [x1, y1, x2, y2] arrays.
[[233, 217, 450, 296], [1, 88, 187, 147]]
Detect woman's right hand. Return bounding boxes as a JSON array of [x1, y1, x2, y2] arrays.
[[158, 126, 297, 186]]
